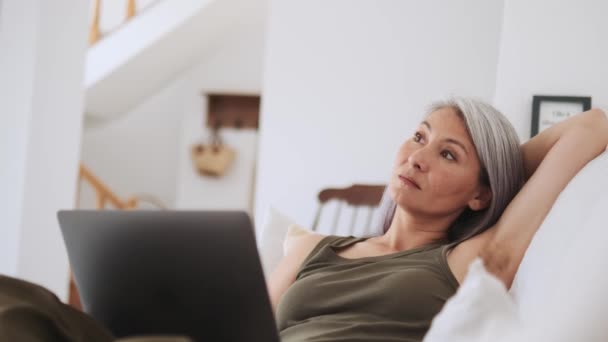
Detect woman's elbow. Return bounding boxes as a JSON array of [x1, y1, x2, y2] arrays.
[[582, 108, 608, 139]]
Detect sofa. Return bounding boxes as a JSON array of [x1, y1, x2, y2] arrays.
[[258, 152, 608, 342]]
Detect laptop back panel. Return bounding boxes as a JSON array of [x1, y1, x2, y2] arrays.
[[58, 210, 279, 342]]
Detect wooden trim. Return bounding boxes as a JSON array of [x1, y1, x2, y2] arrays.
[[312, 184, 386, 233], [318, 184, 386, 207], [205, 93, 260, 130]]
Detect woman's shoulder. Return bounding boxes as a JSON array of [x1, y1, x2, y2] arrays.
[[284, 232, 326, 256], [268, 232, 329, 312], [285, 232, 354, 259], [287, 233, 365, 271], [285, 231, 360, 257]]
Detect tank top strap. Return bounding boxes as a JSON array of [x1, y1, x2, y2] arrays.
[[329, 235, 367, 248], [298, 235, 363, 272]]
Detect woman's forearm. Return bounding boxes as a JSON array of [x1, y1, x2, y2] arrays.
[[521, 108, 608, 180]]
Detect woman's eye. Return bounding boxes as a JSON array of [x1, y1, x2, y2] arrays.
[[441, 150, 456, 161], [413, 132, 423, 143]]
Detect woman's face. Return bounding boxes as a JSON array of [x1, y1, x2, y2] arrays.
[[389, 107, 490, 218]]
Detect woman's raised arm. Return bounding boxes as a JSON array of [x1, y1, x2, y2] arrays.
[[481, 108, 608, 287], [521, 108, 608, 180]]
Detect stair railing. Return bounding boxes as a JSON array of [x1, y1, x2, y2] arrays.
[[89, 0, 161, 46], [78, 164, 139, 209]]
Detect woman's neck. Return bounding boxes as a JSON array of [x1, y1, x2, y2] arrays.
[[377, 207, 458, 252]]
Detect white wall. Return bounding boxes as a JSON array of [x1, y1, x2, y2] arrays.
[[0, 0, 89, 298], [79, 76, 187, 210], [493, 0, 608, 141], [254, 0, 505, 233], [0, 0, 39, 276]]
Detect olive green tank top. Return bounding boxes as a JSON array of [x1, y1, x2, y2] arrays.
[[276, 235, 459, 342]]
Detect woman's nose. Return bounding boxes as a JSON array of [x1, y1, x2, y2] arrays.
[[408, 147, 429, 172]]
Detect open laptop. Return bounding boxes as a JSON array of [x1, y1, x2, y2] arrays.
[[57, 210, 280, 342]]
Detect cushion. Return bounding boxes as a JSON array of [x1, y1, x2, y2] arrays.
[[524, 193, 608, 342], [256, 207, 297, 279], [282, 224, 315, 255], [423, 258, 522, 342], [510, 152, 608, 325]]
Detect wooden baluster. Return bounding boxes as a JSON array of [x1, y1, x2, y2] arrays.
[[95, 192, 105, 210], [126, 0, 137, 20], [89, 0, 102, 45], [68, 273, 84, 310]]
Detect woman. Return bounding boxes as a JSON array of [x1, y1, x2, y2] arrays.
[[269, 98, 608, 341]]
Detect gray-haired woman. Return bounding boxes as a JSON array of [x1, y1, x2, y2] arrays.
[[269, 98, 608, 342]]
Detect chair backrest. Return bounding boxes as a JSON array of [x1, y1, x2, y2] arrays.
[[311, 184, 386, 236]]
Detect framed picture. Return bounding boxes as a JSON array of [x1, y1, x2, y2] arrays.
[[531, 95, 592, 137]]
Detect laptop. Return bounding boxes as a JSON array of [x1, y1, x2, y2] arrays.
[[57, 210, 280, 342]]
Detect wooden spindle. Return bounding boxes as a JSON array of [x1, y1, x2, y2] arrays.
[[126, 0, 137, 20], [95, 192, 105, 209], [89, 0, 102, 45], [80, 164, 132, 209], [68, 273, 83, 311]]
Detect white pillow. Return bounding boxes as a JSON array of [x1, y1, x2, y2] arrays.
[[510, 152, 608, 324], [282, 223, 315, 255], [257, 207, 297, 279], [525, 194, 608, 342], [423, 258, 522, 342]]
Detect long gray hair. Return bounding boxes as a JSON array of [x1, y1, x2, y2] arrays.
[[377, 97, 526, 244]]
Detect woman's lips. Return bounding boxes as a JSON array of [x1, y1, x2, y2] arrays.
[[399, 175, 420, 189]]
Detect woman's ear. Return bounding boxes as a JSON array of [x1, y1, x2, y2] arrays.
[[467, 185, 492, 211]]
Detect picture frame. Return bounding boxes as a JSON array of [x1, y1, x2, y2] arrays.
[[531, 95, 592, 137]]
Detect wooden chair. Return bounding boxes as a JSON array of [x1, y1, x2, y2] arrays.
[[311, 184, 386, 236]]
